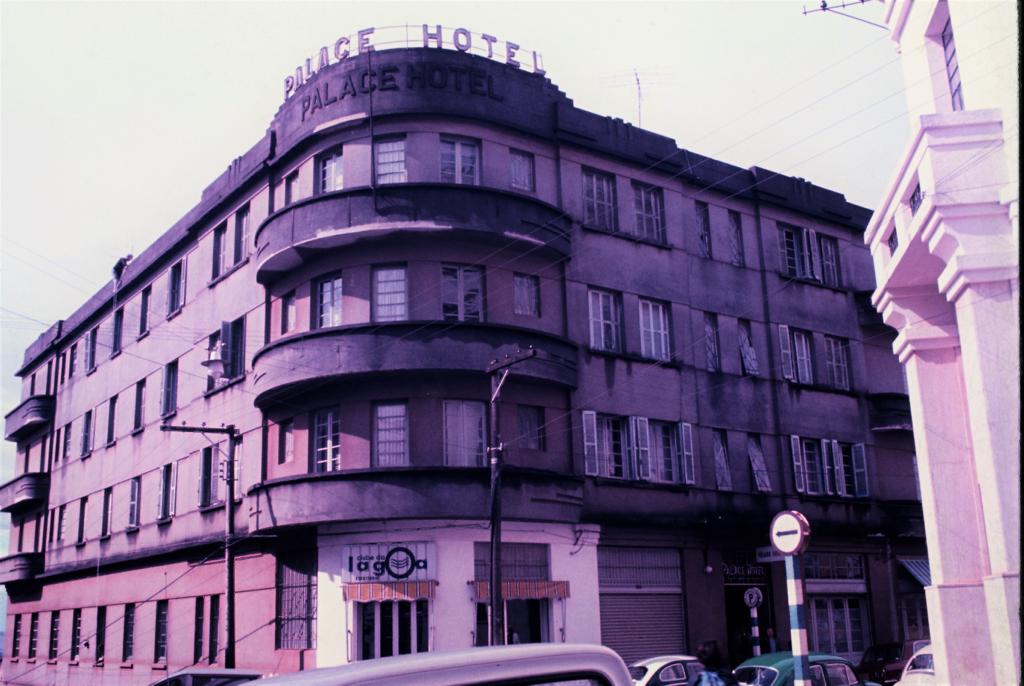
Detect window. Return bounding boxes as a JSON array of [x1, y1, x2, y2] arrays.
[[95, 606, 106, 664], [62, 423, 72, 461], [199, 446, 222, 507], [747, 435, 772, 492], [778, 223, 827, 281], [443, 400, 486, 467], [167, 260, 185, 314], [887, 229, 899, 254], [128, 477, 141, 528], [374, 267, 408, 322], [161, 360, 178, 416], [632, 183, 665, 242], [281, 291, 297, 334], [81, 410, 93, 457], [587, 289, 622, 353], [824, 335, 850, 390], [57, 504, 66, 542], [106, 395, 117, 445], [193, 598, 205, 664], [70, 608, 82, 661], [278, 419, 294, 465], [158, 463, 176, 520], [704, 312, 720, 371], [317, 276, 343, 327], [819, 235, 841, 287], [11, 615, 21, 658], [68, 343, 77, 377], [440, 138, 479, 185], [28, 612, 39, 659], [319, 150, 344, 193], [277, 551, 317, 650], [208, 317, 246, 386], [133, 379, 146, 432], [517, 405, 545, 451], [76, 497, 88, 544], [101, 487, 113, 537], [639, 299, 670, 361], [738, 319, 760, 376], [48, 611, 60, 660], [712, 430, 733, 490], [441, 264, 483, 322], [313, 409, 341, 472], [208, 595, 220, 664], [810, 597, 869, 662], [729, 210, 745, 266], [584, 415, 694, 484], [138, 286, 151, 336], [583, 413, 629, 479], [85, 327, 98, 372], [154, 600, 169, 663], [122, 603, 135, 662], [695, 201, 712, 258], [582, 168, 617, 230], [510, 149, 535, 192], [791, 436, 868, 497], [374, 403, 408, 467], [375, 138, 407, 184], [648, 420, 681, 483], [111, 307, 124, 356], [941, 18, 963, 110], [212, 222, 227, 279], [233, 204, 250, 264], [779, 325, 813, 384], [284, 171, 299, 206], [358, 600, 429, 659], [513, 273, 540, 317]]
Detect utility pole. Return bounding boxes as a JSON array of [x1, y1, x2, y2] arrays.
[[486, 346, 537, 646], [161, 422, 238, 667]]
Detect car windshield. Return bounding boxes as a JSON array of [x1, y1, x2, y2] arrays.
[[906, 653, 934, 672], [629, 665, 649, 681], [734, 666, 777, 686]]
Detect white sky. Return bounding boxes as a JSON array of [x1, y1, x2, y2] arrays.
[[0, 0, 912, 600]]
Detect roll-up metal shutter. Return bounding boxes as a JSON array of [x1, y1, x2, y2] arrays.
[[600, 593, 685, 664]]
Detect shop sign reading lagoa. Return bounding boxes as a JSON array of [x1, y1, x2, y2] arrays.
[[283, 24, 545, 100], [341, 542, 434, 582]]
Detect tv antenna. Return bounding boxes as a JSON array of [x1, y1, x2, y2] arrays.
[[802, 0, 888, 30], [634, 68, 643, 128]]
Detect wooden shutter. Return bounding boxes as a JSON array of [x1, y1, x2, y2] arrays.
[[631, 417, 651, 480], [806, 229, 822, 280], [852, 443, 869, 496], [680, 423, 696, 485], [794, 332, 813, 383], [712, 432, 733, 491], [779, 325, 794, 380], [777, 227, 791, 273], [832, 439, 846, 496], [791, 435, 806, 493], [583, 411, 599, 476], [821, 439, 836, 495], [747, 436, 772, 492], [169, 463, 177, 516]]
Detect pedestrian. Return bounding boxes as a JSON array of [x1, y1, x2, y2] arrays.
[[766, 627, 778, 653], [695, 640, 739, 686]]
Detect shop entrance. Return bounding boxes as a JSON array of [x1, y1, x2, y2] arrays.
[[722, 551, 774, 665]]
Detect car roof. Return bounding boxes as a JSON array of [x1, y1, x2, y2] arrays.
[[254, 643, 633, 686], [165, 668, 264, 677], [631, 655, 701, 668], [736, 652, 848, 669]]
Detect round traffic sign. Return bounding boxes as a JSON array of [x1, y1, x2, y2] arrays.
[[769, 510, 811, 556], [743, 587, 763, 608]]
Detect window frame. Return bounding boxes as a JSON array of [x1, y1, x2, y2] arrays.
[[161, 360, 179, 417], [138, 286, 151, 336], [281, 290, 297, 334], [703, 312, 721, 372], [373, 402, 409, 467], [695, 201, 712, 258], [375, 137, 408, 185], [639, 298, 671, 361], [211, 221, 228, 280], [133, 379, 146, 432], [587, 288, 623, 353], [517, 405, 546, 451], [312, 408, 342, 473], [127, 476, 141, 529], [154, 599, 169, 664], [158, 462, 177, 520], [441, 264, 484, 322], [111, 307, 124, 356], [513, 273, 541, 318], [728, 209, 745, 266], [316, 275, 343, 328], [167, 260, 186, 316], [582, 167, 618, 231], [632, 182, 666, 242], [824, 335, 851, 390], [440, 137, 481, 185], [373, 266, 408, 322], [122, 603, 135, 662], [443, 399, 486, 467], [233, 203, 250, 265], [318, 149, 344, 194], [509, 149, 535, 192]]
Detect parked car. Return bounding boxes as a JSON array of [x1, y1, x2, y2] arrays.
[[149, 667, 263, 686], [893, 645, 934, 686], [734, 652, 883, 686], [628, 654, 705, 685], [855, 641, 930, 685], [250, 643, 634, 685]]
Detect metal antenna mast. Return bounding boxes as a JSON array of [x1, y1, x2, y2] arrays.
[[802, 0, 888, 30], [634, 68, 643, 128]]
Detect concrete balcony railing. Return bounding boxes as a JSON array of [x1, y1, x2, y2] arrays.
[[0, 551, 42, 585], [4, 394, 54, 441], [252, 321, 578, 406], [0, 471, 50, 513], [249, 466, 584, 532], [254, 184, 572, 283], [868, 392, 913, 432]]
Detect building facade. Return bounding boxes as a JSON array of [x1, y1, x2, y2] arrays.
[[2, 39, 923, 684], [865, 1, 1019, 683]]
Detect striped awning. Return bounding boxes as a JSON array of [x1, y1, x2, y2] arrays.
[[898, 557, 932, 587], [343, 580, 437, 602], [471, 580, 570, 600]]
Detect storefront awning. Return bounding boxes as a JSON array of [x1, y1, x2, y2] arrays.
[[471, 580, 570, 600], [343, 580, 437, 602], [897, 557, 932, 586]]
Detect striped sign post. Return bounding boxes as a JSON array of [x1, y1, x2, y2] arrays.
[[744, 587, 763, 656], [770, 511, 811, 686]]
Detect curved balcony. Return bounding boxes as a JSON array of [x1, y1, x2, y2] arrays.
[[0, 551, 42, 585], [252, 321, 577, 405], [0, 471, 50, 513], [249, 466, 584, 531], [254, 184, 571, 283], [5, 394, 54, 441]]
